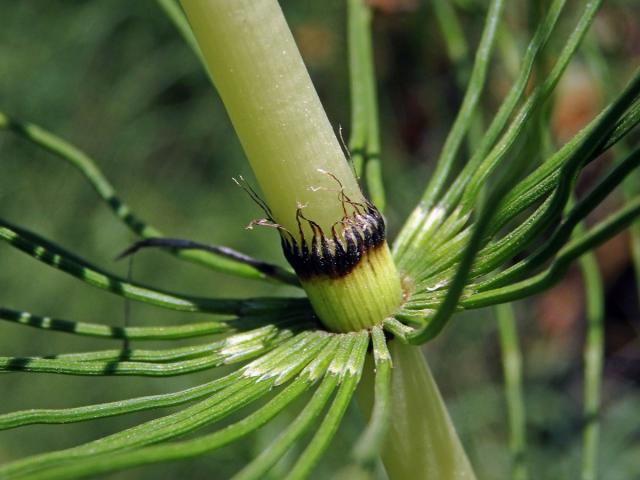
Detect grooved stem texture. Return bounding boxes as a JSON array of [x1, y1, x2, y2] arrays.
[[182, 0, 364, 235]]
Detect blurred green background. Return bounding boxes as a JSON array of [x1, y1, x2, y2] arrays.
[[1, 1, 639, 478]]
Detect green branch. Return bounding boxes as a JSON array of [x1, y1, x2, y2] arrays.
[[352, 326, 392, 467], [1, 332, 328, 479], [0, 219, 303, 314], [0, 327, 294, 377], [0, 370, 239, 430], [462, 196, 640, 308], [347, 0, 385, 210], [393, 0, 504, 260], [0, 306, 236, 340], [234, 334, 358, 480], [496, 304, 528, 480], [578, 235, 604, 480], [421, 0, 504, 208], [0, 112, 298, 286]]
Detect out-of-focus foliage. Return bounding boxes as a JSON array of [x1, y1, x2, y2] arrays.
[[0, 1, 638, 478]]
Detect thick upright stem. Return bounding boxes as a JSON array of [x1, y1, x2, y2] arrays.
[[181, 0, 401, 332], [181, 0, 361, 232], [360, 341, 476, 480]]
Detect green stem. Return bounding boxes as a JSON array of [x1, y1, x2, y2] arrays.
[[578, 238, 604, 480], [0, 219, 299, 315], [347, 0, 385, 211], [421, 0, 504, 208], [1, 332, 327, 479], [0, 306, 235, 339], [352, 326, 392, 467], [362, 20, 384, 213], [584, 31, 640, 305], [393, 0, 504, 261], [180, 0, 362, 232], [495, 304, 528, 480], [180, 0, 401, 332], [432, 0, 468, 66], [378, 341, 475, 479], [0, 112, 296, 285], [462, 196, 640, 307], [155, 0, 203, 62]]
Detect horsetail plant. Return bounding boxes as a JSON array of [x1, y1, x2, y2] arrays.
[[1, 0, 639, 479]]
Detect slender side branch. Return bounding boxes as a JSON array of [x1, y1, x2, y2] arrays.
[[347, 0, 385, 210], [496, 304, 528, 480], [463, 196, 640, 307], [0, 112, 297, 285], [353, 326, 392, 467], [0, 219, 303, 314], [578, 238, 604, 480]]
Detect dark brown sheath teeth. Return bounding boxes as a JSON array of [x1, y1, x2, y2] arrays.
[[280, 202, 385, 280]]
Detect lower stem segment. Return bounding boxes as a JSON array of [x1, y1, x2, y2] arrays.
[[281, 202, 402, 332], [302, 241, 401, 332], [360, 341, 476, 480]]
